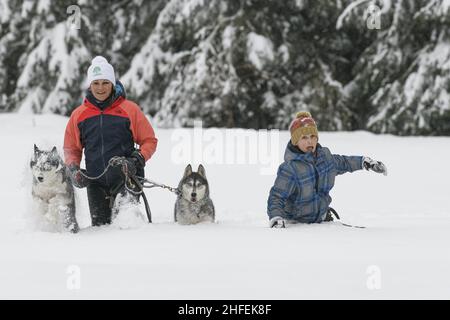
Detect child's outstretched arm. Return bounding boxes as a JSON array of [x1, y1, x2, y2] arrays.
[[332, 154, 387, 176], [332, 154, 364, 175]]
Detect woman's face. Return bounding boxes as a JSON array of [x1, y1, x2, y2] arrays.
[[90, 80, 113, 101]]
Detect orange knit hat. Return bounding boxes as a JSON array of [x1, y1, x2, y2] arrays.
[[289, 111, 318, 145]]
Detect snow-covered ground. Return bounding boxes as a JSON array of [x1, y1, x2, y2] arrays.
[[0, 113, 449, 299]]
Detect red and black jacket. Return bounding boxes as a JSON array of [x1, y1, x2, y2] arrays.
[[64, 82, 157, 187]]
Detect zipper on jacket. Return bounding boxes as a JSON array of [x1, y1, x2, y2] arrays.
[[313, 156, 319, 193], [99, 111, 109, 186], [313, 156, 321, 222]]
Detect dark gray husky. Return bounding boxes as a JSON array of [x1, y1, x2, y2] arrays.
[[30, 145, 79, 233], [174, 164, 215, 224]]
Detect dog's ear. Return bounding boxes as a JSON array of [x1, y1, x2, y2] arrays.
[[183, 164, 192, 178], [198, 164, 206, 178], [34, 144, 39, 154], [51, 146, 59, 157]]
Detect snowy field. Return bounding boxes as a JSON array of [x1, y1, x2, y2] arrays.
[[0, 113, 449, 299]]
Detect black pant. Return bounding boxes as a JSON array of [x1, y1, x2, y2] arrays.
[[87, 183, 117, 226], [87, 178, 142, 226], [86, 163, 144, 226]]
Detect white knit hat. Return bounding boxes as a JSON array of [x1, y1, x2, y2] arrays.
[[86, 56, 116, 87]]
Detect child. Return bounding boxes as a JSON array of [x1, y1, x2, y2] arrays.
[[267, 111, 387, 228]]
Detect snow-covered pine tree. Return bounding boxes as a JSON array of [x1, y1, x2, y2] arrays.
[[122, 0, 356, 130], [79, 0, 167, 78], [0, 0, 166, 115], [0, 0, 31, 112], [1, 0, 91, 115], [1, 0, 449, 135], [339, 0, 450, 135]]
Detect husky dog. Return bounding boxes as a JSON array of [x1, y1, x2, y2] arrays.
[[174, 164, 215, 225], [30, 145, 79, 233]]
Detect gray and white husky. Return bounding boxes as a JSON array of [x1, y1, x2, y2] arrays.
[[174, 164, 215, 225], [30, 145, 79, 233]]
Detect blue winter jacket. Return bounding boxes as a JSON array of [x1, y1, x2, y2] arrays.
[[267, 142, 363, 223]]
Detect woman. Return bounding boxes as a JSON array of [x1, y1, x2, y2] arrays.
[[64, 56, 158, 226]]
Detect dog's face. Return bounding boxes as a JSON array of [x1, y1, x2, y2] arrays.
[[180, 164, 209, 203], [30, 145, 64, 184]]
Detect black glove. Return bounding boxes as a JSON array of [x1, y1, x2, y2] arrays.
[[269, 216, 286, 228], [125, 150, 145, 176], [67, 164, 89, 188], [363, 157, 388, 176]]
